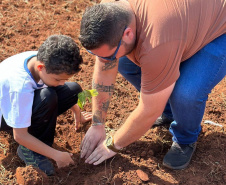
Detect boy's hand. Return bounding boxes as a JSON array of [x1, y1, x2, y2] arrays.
[[55, 151, 74, 168], [74, 111, 92, 130], [71, 104, 92, 130]]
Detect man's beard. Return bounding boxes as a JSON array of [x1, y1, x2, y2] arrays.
[[122, 40, 135, 56]]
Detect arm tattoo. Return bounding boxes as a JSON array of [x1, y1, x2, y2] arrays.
[[93, 110, 104, 123], [92, 80, 113, 123], [93, 100, 110, 123], [102, 100, 110, 112], [102, 59, 117, 71], [92, 80, 114, 92]]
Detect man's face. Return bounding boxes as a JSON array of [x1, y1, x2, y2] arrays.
[[89, 40, 135, 63], [88, 43, 124, 62], [40, 67, 73, 87], [87, 27, 136, 62]]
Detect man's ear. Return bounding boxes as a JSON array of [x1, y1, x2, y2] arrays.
[[37, 64, 45, 71], [123, 27, 134, 43]]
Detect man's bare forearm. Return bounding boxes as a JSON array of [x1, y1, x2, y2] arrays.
[[92, 58, 118, 124], [114, 83, 175, 149], [92, 80, 114, 124], [93, 80, 114, 93]]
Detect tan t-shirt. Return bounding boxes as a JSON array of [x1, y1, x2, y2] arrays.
[[127, 0, 226, 94]]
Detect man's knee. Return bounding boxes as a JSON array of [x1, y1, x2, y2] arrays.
[[170, 87, 208, 107]]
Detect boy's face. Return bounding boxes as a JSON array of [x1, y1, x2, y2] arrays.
[[39, 66, 73, 87]]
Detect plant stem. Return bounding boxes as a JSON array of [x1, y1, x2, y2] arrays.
[[79, 112, 83, 163]]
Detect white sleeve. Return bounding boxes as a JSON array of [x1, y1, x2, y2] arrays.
[[2, 92, 34, 128]]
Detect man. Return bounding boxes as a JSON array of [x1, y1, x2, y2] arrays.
[[0, 35, 92, 175], [79, 0, 226, 169]]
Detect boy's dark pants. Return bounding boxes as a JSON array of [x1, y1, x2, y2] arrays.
[[1, 82, 82, 146]]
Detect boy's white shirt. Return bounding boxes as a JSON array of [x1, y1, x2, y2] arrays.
[[0, 51, 47, 128]]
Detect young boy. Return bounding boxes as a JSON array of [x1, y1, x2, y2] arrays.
[[0, 35, 92, 175]]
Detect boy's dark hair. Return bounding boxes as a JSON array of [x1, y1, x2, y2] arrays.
[[79, 3, 131, 50], [37, 35, 83, 75]]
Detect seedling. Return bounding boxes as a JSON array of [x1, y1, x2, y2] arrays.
[[77, 89, 98, 161], [77, 89, 98, 110]]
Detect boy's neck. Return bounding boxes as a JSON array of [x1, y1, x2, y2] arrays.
[[27, 57, 41, 83]]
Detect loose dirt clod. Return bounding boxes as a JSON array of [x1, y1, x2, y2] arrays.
[[136, 169, 149, 181]]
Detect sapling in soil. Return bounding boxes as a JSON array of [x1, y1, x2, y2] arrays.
[[77, 89, 98, 161], [77, 89, 98, 110]]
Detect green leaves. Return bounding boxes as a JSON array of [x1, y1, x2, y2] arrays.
[[77, 89, 98, 110]]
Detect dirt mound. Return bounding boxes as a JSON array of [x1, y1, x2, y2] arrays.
[[16, 165, 49, 185]]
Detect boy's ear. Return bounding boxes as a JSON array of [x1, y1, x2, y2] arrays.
[[37, 64, 45, 71]]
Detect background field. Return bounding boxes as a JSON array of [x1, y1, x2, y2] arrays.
[[0, 0, 225, 184]]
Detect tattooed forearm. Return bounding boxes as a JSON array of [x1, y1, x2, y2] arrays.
[[92, 80, 113, 123], [93, 110, 104, 123], [102, 100, 110, 112], [93, 100, 109, 123], [92, 80, 114, 92], [102, 59, 117, 71]]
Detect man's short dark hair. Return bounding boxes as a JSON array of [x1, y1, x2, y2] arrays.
[[37, 35, 83, 75], [79, 3, 131, 50]]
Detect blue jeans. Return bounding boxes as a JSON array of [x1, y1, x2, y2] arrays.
[[118, 34, 226, 144]]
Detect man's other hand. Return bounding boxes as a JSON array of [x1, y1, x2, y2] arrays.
[[80, 125, 106, 159]]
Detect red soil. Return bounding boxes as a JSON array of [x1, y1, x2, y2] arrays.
[[0, 0, 225, 184]]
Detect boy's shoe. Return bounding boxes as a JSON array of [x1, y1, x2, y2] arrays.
[[163, 142, 196, 170], [154, 114, 174, 126], [17, 145, 55, 176]]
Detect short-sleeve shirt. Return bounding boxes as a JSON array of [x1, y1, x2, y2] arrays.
[[0, 51, 46, 128], [127, 0, 226, 94]]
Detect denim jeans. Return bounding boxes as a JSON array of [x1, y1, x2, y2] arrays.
[[118, 34, 226, 144]]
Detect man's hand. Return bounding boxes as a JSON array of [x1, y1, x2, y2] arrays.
[[80, 125, 106, 159], [55, 151, 75, 168], [85, 140, 116, 165]]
